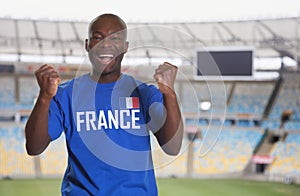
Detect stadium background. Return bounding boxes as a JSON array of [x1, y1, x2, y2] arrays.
[[1, 3, 300, 195]]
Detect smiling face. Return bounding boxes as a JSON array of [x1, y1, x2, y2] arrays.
[[86, 14, 128, 82]]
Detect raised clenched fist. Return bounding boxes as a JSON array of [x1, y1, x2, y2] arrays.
[[153, 62, 178, 94], [35, 64, 61, 99]]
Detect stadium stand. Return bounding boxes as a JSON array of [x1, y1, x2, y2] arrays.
[[227, 82, 274, 115], [19, 77, 39, 105], [39, 135, 67, 177], [0, 123, 67, 178], [266, 133, 300, 183], [180, 81, 231, 113], [152, 136, 188, 177], [193, 129, 263, 175], [268, 72, 300, 121], [0, 124, 35, 178], [0, 77, 15, 109], [0, 17, 300, 185], [1, 64, 300, 183], [284, 121, 300, 131], [260, 119, 281, 130]]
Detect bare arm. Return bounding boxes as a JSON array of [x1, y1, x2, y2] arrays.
[[153, 62, 184, 156], [25, 64, 61, 155]]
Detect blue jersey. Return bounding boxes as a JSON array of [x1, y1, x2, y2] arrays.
[[48, 74, 164, 195]]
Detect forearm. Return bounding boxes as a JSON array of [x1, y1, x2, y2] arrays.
[[155, 91, 183, 155], [25, 95, 52, 155]]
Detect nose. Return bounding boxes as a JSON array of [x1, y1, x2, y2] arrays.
[[99, 37, 113, 48]]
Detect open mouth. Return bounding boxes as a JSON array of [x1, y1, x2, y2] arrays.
[[97, 54, 115, 64]]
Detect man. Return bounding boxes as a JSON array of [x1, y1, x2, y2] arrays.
[[25, 13, 183, 195]]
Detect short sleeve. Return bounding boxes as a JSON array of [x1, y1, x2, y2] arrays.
[[146, 85, 165, 133], [48, 97, 64, 141]]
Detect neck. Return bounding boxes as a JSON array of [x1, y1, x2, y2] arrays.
[[90, 72, 122, 83]]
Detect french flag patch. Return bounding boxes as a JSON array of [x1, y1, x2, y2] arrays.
[[119, 97, 140, 109]]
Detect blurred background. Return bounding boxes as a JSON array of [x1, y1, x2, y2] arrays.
[[1, 0, 300, 195]]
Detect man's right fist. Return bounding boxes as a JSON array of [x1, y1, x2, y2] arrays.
[[35, 64, 61, 99]]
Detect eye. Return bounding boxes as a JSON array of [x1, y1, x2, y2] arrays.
[[91, 36, 103, 41], [109, 34, 122, 42]]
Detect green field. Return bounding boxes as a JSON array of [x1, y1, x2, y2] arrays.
[[0, 178, 299, 196]]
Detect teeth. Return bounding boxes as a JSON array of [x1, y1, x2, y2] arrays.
[[99, 54, 114, 58]]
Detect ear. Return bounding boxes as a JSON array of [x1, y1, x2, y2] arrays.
[[85, 39, 89, 52], [124, 41, 129, 53]]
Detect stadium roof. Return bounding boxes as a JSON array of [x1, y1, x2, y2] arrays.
[[0, 17, 299, 66]]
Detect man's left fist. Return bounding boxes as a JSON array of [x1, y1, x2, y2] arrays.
[[154, 62, 178, 93]]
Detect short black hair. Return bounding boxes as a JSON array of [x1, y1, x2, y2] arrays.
[[88, 13, 127, 35]]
